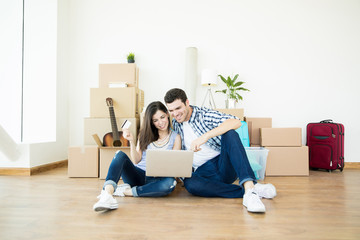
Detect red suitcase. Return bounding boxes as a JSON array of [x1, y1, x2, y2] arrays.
[[306, 119, 344, 172]]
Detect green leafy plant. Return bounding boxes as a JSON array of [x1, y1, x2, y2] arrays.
[[127, 52, 135, 63], [215, 74, 250, 101]]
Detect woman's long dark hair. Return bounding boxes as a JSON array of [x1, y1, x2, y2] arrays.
[[138, 101, 171, 151]]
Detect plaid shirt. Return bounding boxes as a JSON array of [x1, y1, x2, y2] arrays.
[[172, 105, 238, 151]]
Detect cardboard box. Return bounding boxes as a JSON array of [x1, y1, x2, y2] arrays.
[[260, 128, 302, 147], [84, 117, 139, 145], [92, 134, 132, 179], [244, 117, 272, 145], [138, 88, 144, 114], [99, 147, 131, 179], [140, 111, 145, 129], [216, 108, 244, 120], [68, 146, 99, 177], [99, 63, 138, 88], [265, 146, 309, 176], [90, 87, 144, 118]]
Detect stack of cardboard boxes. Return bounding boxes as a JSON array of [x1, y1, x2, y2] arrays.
[[261, 128, 309, 176], [68, 63, 144, 179], [213, 112, 309, 177], [245, 117, 309, 176]]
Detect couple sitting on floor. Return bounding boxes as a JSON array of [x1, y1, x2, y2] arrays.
[[93, 88, 277, 213]]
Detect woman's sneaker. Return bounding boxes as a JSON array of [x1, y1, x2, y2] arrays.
[[113, 184, 131, 197], [253, 183, 277, 199], [93, 191, 118, 212], [243, 189, 266, 213]]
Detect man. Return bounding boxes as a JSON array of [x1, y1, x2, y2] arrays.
[[164, 88, 276, 213]]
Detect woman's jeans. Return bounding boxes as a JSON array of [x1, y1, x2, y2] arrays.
[[104, 151, 177, 197], [183, 130, 256, 198]]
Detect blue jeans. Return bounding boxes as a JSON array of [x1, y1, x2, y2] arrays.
[[104, 151, 177, 197], [183, 130, 256, 198]]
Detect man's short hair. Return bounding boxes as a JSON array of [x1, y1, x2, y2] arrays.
[[164, 88, 188, 104]]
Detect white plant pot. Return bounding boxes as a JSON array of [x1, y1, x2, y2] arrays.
[[225, 99, 237, 109]]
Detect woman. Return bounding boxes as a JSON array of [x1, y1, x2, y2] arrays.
[[93, 101, 181, 212]]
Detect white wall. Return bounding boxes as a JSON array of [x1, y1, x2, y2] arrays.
[[67, 0, 360, 162]]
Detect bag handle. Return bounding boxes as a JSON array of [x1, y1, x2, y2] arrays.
[[320, 119, 333, 123]]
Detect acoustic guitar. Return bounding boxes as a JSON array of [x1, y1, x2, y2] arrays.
[[103, 98, 129, 147]]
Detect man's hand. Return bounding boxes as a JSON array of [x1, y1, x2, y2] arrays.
[[191, 134, 209, 152], [189, 119, 241, 152]]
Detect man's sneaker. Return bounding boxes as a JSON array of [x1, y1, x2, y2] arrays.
[[243, 189, 266, 213], [113, 184, 131, 197], [93, 191, 118, 212], [254, 183, 277, 199]]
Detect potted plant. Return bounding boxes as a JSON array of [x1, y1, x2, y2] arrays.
[[215, 74, 250, 108], [127, 52, 135, 63]]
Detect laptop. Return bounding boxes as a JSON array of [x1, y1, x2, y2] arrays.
[[145, 149, 194, 178]]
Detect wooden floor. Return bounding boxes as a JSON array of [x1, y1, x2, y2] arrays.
[[0, 167, 359, 240]]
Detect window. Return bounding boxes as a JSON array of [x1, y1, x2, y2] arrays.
[[0, 0, 57, 143]]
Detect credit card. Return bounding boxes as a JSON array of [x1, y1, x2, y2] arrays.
[[121, 120, 131, 129]]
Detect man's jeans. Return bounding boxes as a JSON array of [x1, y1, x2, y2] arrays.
[[104, 151, 177, 197], [183, 130, 256, 198]]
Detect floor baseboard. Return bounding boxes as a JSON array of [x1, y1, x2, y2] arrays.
[[30, 160, 68, 175], [344, 162, 360, 169], [0, 160, 68, 176], [0, 168, 31, 176]]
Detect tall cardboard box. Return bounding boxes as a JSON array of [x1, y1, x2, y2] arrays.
[[265, 146, 309, 176], [84, 117, 140, 145], [68, 146, 99, 177], [138, 88, 144, 114], [216, 108, 244, 120], [260, 128, 302, 147], [90, 87, 144, 118], [245, 117, 272, 145], [140, 111, 145, 129], [99, 147, 131, 179], [99, 63, 139, 88], [92, 134, 132, 179]]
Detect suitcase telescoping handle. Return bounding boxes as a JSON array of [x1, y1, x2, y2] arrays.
[[320, 119, 333, 123]]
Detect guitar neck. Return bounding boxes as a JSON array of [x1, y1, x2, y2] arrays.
[[108, 106, 120, 141]]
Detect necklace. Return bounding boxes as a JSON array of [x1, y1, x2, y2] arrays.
[[152, 131, 171, 148]]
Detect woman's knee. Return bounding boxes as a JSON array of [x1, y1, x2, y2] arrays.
[[158, 178, 177, 195], [115, 150, 128, 160], [112, 150, 130, 165]]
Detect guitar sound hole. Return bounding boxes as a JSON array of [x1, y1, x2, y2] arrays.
[[113, 140, 122, 147]]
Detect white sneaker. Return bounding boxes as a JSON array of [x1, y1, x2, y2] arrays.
[[243, 189, 266, 213], [254, 183, 277, 199], [93, 191, 118, 212], [113, 184, 131, 197], [97, 190, 106, 199], [96, 184, 131, 198]]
